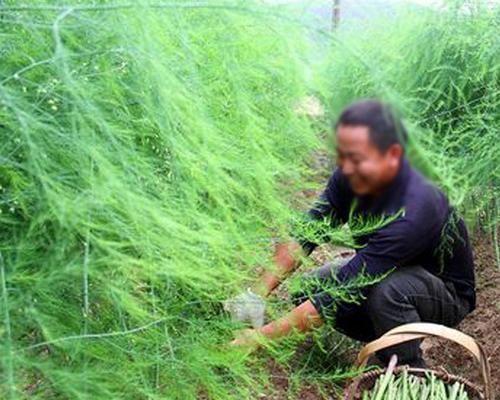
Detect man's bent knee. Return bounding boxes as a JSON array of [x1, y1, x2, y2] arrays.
[[366, 274, 402, 313]]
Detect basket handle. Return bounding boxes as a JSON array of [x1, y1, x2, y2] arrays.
[[354, 322, 493, 400]]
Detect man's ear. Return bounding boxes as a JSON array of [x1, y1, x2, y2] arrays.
[[387, 144, 403, 166]]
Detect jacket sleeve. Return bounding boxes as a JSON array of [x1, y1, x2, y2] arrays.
[[336, 212, 439, 282], [294, 168, 347, 255]]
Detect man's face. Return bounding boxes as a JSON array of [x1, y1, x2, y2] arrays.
[[335, 124, 402, 196]]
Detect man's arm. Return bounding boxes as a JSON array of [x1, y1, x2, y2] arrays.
[[231, 299, 323, 346], [231, 215, 434, 348], [252, 169, 348, 297], [252, 241, 305, 297], [231, 197, 444, 347], [338, 207, 442, 281]]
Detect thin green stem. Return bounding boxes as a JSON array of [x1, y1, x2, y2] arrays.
[[494, 198, 499, 271], [0, 252, 16, 399]]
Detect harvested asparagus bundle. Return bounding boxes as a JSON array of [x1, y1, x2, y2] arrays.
[[363, 370, 470, 400]]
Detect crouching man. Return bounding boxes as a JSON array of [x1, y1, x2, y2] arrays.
[[229, 100, 475, 368]]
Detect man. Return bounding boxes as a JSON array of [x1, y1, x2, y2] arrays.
[[230, 99, 475, 368]]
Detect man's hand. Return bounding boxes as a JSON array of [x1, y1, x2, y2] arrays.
[[229, 300, 323, 350], [223, 288, 266, 329], [253, 241, 305, 297], [229, 328, 261, 348]]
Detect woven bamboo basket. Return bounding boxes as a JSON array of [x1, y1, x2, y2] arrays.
[[343, 323, 493, 400]]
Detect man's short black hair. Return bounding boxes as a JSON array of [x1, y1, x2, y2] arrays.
[[335, 99, 408, 153]]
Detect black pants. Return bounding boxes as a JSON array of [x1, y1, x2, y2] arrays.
[[292, 262, 471, 367]]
